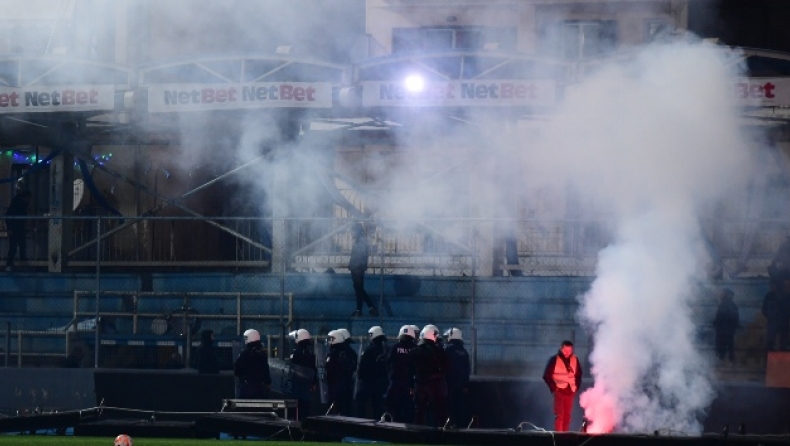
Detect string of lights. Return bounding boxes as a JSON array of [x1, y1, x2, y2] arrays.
[[0, 150, 113, 166]]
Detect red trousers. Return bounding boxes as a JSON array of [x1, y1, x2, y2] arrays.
[[553, 387, 575, 432]]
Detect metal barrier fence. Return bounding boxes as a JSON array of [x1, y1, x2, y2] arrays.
[[1, 324, 773, 386], [0, 290, 779, 383], [71, 291, 293, 335], [69, 290, 293, 368], [0, 215, 786, 276]]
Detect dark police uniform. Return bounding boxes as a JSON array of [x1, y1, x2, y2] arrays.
[[384, 337, 416, 422], [234, 340, 272, 399], [326, 341, 357, 416], [355, 335, 388, 418], [444, 339, 471, 427], [290, 340, 318, 418], [410, 338, 449, 427]]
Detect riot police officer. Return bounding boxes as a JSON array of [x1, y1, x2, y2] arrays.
[[355, 326, 389, 419], [411, 324, 449, 427], [289, 328, 317, 418], [443, 327, 470, 428], [234, 329, 272, 399], [384, 325, 417, 423], [326, 329, 357, 416]]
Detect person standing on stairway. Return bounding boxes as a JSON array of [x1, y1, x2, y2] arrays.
[[349, 222, 378, 317]]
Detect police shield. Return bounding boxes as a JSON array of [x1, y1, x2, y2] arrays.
[[268, 358, 290, 395], [288, 362, 316, 401], [315, 339, 329, 404], [269, 358, 316, 401], [353, 340, 364, 398]]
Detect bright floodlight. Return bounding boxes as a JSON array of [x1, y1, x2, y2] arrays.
[[404, 75, 425, 92]]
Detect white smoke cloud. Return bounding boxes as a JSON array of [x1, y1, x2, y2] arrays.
[[109, 2, 761, 433], [527, 41, 752, 433], [7, 2, 765, 430]]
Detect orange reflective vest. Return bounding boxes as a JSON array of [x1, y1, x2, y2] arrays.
[[552, 354, 578, 392]]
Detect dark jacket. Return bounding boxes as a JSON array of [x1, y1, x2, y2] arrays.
[[770, 239, 790, 280], [326, 342, 358, 397], [542, 352, 583, 394], [358, 336, 388, 390], [713, 295, 740, 334], [410, 339, 448, 385], [5, 193, 29, 233], [763, 289, 790, 328], [386, 338, 416, 386], [444, 339, 470, 391], [290, 340, 318, 387], [349, 235, 369, 272], [234, 341, 272, 385], [194, 330, 220, 374]]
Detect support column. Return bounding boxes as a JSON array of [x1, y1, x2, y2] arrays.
[[469, 152, 495, 277], [271, 167, 290, 273], [271, 215, 287, 273], [48, 151, 74, 272]]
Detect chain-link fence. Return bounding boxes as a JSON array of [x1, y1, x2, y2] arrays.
[[0, 215, 785, 380]]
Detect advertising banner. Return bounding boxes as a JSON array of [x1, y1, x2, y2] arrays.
[[0, 85, 114, 113], [735, 78, 790, 107], [361, 79, 556, 107], [148, 82, 332, 112]]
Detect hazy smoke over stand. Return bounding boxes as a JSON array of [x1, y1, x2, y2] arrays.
[[526, 41, 751, 433], [11, 0, 758, 431]]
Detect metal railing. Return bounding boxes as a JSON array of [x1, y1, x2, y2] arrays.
[[0, 315, 778, 382], [0, 291, 295, 367], [64, 290, 293, 367], [0, 215, 787, 276], [71, 290, 293, 335], [0, 323, 101, 368]]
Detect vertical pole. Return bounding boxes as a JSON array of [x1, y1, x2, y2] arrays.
[[471, 254, 477, 376], [72, 290, 79, 330], [132, 292, 138, 334], [280, 218, 286, 360], [184, 296, 192, 369], [17, 331, 22, 367], [236, 293, 241, 336], [48, 152, 64, 272], [378, 224, 384, 321], [33, 146, 40, 261], [4, 322, 9, 367], [49, 150, 74, 272], [134, 146, 141, 261], [94, 216, 101, 368]]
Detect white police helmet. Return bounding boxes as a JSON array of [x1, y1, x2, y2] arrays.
[[398, 325, 416, 340], [289, 329, 311, 343], [409, 325, 420, 335], [368, 326, 385, 339], [243, 329, 260, 344], [337, 328, 351, 342], [327, 330, 344, 345], [420, 324, 440, 342], [444, 327, 462, 341]]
